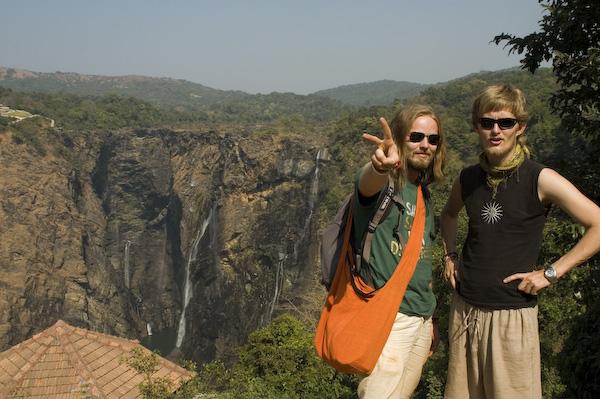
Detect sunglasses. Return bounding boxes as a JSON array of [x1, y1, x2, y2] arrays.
[[408, 131, 440, 146], [479, 117, 518, 130]]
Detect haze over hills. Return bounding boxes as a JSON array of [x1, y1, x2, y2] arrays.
[[0, 66, 429, 108]]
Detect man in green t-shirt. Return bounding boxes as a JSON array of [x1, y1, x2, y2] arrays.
[[355, 104, 446, 398]]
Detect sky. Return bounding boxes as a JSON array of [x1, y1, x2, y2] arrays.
[[0, 0, 547, 95]]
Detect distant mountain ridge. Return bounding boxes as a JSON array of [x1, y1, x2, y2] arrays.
[[1, 66, 536, 114], [312, 79, 429, 106], [0, 66, 250, 108], [1, 66, 431, 109]]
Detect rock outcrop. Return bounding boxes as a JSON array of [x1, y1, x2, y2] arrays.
[[0, 126, 329, 363]]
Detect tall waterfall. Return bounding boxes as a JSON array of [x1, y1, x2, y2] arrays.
[[293, 149, 322, 263], [175, 207, 213, 348], [264, 149, 322, 323], [123, 240, 132, 289], [267, 252, 287, 322]]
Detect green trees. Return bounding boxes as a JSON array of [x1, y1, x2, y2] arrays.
[[0, 116, 10, 131], [493, 0, 600, 141], [122, 347, 174, 399], [0, 87, 203, 130], [493, 0, 600, 200], [188, 314, 357, 399]]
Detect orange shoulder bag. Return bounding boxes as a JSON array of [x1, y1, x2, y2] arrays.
[[314, 185, 426, 375]]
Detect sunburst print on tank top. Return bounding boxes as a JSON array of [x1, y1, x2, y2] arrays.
[[481, 166, 507, 224], [481, 199, 503, 224]]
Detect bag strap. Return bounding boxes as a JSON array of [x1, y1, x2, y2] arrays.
[[356, 177, 396, 280], [350, 184, 426, 299]]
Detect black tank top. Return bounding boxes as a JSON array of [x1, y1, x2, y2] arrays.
[[459, 159, 547, 309]]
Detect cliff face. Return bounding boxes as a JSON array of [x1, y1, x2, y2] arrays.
[[0, 126, 330, 363]]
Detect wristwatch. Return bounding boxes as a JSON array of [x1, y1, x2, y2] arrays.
[[543, 265, 558, 284]]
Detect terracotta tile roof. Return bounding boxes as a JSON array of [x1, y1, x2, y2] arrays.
[[0, 320, 194, 398]]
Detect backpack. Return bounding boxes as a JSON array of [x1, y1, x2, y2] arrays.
[[319, 178, 399, 289]]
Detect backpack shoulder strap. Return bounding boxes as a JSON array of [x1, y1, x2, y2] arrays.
[[351, 184, 426, 298], [356, 177, 397, 279]]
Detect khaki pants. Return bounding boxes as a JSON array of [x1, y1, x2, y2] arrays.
[[358, 312, 432, 399], [445, 294, 541, 399]]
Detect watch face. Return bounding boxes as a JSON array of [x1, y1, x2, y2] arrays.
[[544, 267, 557, 282]]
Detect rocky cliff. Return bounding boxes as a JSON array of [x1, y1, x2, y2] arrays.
[[0, 125, 331, 363]]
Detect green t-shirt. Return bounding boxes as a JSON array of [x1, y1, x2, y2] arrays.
[[352, 175, 436, 317]]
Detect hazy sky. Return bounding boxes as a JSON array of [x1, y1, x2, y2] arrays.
[[1, 0, 547, 94]]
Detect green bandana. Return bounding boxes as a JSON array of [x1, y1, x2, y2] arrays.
[[479, 143, 530, 198]]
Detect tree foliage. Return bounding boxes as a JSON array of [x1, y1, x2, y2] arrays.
[[179, 314, 357, 399], [122, 347, 174, 399], [0, 86, 204, 130], [493, 0, 600, 142], [0, 85, 350, 132]]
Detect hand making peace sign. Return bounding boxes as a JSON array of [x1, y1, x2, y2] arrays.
[[362, 117, 401, 173]]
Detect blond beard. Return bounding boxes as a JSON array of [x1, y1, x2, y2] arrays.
[[407, 154, 432, 171]]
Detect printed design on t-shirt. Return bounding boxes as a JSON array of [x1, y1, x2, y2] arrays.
[[405, 202, 416, 217], [481, 200, 503, 224], [389, 201, 432, 261]]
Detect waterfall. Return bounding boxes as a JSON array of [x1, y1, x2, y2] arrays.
[[146, 322, 153, 336], [124, 240, 132, 289], [267, 252, 286, 322], [293, 149, 322, 263], [175, 207, 213, 348], [265, 149, 322, 323]]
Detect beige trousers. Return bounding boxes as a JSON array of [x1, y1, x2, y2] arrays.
[[445, 294, 542, 399], [358, 312, 432, 399]]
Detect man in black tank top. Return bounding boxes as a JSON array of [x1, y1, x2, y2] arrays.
[[441, 84, 600, 399]]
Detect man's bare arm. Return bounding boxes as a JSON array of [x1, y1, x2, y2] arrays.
[[504, 168, 600, 294], [441, 177, 464, 289]]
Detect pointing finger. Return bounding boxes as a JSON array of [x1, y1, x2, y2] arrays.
[[379, 117, 393, 141], [503, 273, 525, 284]]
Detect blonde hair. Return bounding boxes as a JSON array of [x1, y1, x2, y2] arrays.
[[389, 104, 446, 186], [472, 84, 529, 150]]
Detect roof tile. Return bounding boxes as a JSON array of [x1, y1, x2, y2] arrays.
[[0, 320, 194, 398]]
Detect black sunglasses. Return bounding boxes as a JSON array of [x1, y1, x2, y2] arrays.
[[408, 131, 440, 146], [479, 117, 518, 130]]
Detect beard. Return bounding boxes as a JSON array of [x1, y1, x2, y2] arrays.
[[483, 144, 512, 163], [407, 152, 433, 171]]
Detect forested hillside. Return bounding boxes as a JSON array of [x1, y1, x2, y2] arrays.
[[0, 66, 443, 117], [0, 66, 248, 107], [0, 67, 352, 126], [312, 79, 428, 106], [0, 86, 351, 133]]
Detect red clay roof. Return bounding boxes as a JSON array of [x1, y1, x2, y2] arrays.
[[0, 320, 194, 398]]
